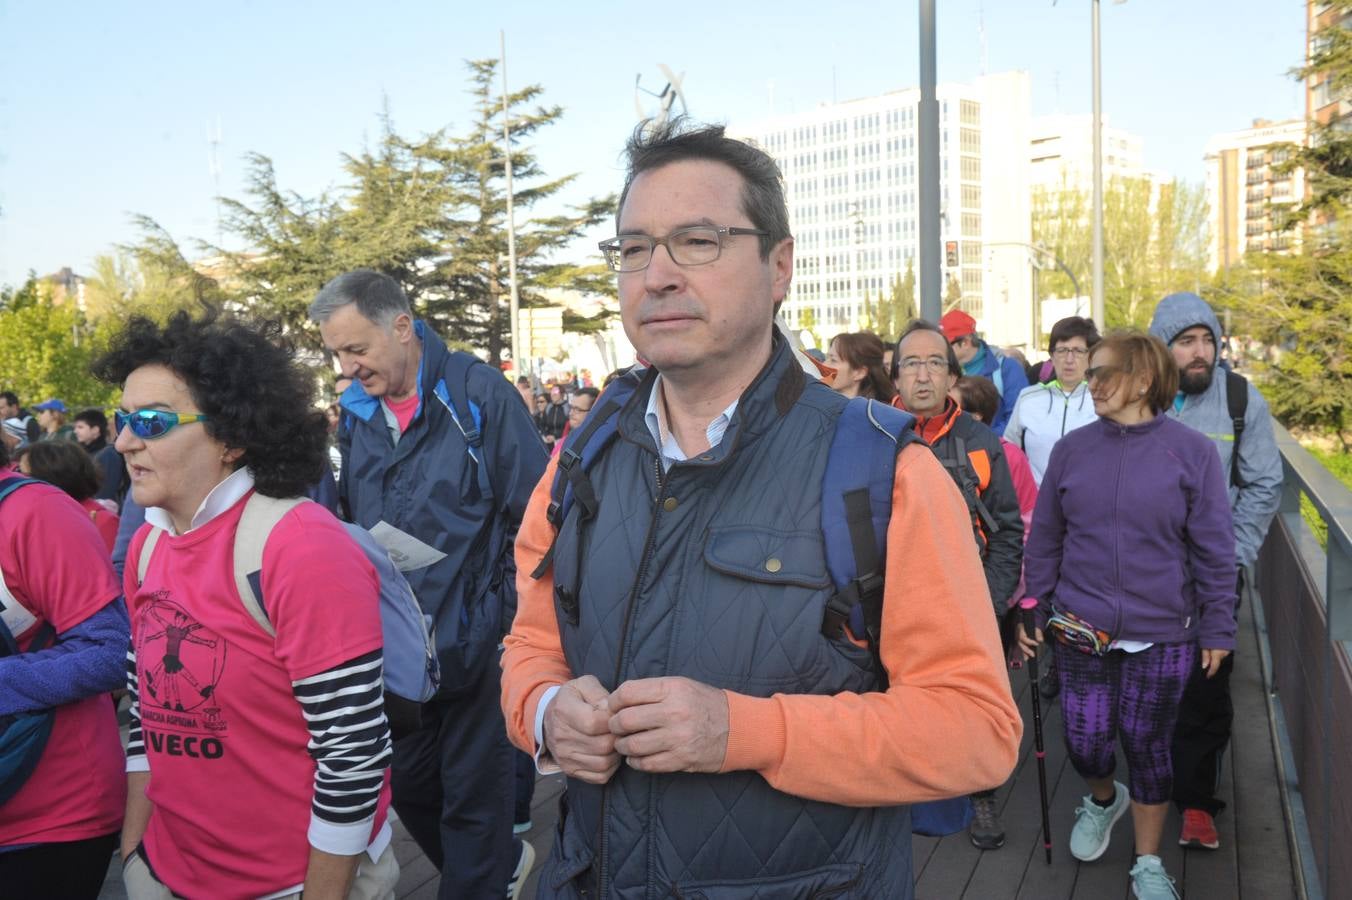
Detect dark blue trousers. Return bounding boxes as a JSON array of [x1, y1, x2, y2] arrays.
[[391, 653, 520, 899]]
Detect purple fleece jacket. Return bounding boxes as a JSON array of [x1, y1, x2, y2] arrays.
[[1024, 413, 1237, 649]]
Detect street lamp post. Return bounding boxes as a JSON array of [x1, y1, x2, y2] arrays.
[[918, 0, 942, 323], [1091, 0, 1105, 330]]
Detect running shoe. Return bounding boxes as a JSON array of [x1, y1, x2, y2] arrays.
[[968, 794, 1006, 850], [1068, 781, 1128, 861], [1178, 808, 1220, 850], [1129, 854, 1180, 899]]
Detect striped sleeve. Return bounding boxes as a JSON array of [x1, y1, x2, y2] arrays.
[[125, 641, 149, 773], [291, 648, 392, 855]]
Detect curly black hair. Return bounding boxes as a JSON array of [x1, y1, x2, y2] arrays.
[[92, 309, 328, 498]]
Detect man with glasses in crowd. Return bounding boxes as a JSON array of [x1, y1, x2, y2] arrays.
[[501, 120, 1020, 899], [310, 270, 548, 899], [940, 310, 1029, 435], [891, 318, 1025, 851]]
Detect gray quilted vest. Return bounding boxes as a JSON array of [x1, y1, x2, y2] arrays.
[[538, 339, 914, 899]]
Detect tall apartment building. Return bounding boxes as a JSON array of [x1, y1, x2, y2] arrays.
[[1308, 2, 1351, 130], [731, 71, 1034, 349], [1029, 114, 1148, 191], [1203, 118, 1306, 272]]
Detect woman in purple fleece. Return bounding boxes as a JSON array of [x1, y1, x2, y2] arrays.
[[1016, 331, 1236, 900]]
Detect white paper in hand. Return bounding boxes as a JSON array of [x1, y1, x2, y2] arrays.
[[367, 521, 448, 572]]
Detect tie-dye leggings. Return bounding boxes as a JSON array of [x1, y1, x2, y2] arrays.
[[1054, 640, 1198, 805]]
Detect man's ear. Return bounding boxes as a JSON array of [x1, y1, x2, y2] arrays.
[[392, 312, 415, 345], [769, 237, 794, 307]]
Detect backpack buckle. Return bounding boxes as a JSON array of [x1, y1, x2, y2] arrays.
[[821, 588, 857, 639]]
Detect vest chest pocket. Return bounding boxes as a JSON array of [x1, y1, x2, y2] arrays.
[[690, 526, 835, 691]]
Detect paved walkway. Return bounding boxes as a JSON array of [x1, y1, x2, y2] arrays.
[[101, 597, 1294, 898]]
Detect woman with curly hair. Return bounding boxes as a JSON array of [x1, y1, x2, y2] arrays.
[[824, 331, 897, 403], [95, 310, 398, 900]]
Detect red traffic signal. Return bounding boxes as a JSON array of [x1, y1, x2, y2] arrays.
[[945, 241, 959, 268]]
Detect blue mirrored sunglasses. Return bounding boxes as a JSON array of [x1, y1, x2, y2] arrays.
[[115, 409, 210, 440]]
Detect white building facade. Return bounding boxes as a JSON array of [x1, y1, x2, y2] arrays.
[[733, 71, 1034, 349]]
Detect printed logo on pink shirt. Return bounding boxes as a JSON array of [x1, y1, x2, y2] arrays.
[[136, 594, 231, 759]]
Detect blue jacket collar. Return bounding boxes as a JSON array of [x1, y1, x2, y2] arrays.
[[338, 319, 438, 423]]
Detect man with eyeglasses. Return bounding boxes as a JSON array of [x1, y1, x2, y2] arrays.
[[940, 310, 1029, 436], [501, 121, 1020, 899], [891, 318, 1025, 852]]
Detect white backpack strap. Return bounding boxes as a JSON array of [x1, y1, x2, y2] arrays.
[[233, 494, 308, 638], [136, 527, 165, 586]]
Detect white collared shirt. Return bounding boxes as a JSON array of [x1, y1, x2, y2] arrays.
[[144, 467, 255, 536], [642, 374, 740, 473]]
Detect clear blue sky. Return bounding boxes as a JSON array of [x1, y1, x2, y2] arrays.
[[0, 0, 1307, 288]]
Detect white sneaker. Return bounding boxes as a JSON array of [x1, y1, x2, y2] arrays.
[[507, 839, 536, 900], [1068, 781, 1129, 861]]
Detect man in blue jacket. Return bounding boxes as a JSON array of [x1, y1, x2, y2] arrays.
[[312, 270, 549, 899], [1149, 291, 1282, 853], [940, 310, 1028, 435]]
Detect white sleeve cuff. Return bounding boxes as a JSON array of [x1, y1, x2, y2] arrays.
[[308, 813, 377, 856], [533, 684, 562, 775], [126, 755, 150, 774]]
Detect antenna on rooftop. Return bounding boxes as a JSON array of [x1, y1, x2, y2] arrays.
[[634, 64, 688, 131], [207, 117, 223, 246]]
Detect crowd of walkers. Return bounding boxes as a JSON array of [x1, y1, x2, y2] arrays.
[[0, 120, 1284, 900]]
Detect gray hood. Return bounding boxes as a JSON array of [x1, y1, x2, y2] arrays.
[[1149, 292, 1223, 347]]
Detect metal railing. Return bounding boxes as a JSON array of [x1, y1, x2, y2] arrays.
[[1253, 424, 1352, 900]]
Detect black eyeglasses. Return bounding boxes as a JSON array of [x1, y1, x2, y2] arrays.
[[598, 225, 769, 272]]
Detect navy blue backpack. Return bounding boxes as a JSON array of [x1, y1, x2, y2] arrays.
[[0, 477, 58, 807], [532, 373, 973, 837]]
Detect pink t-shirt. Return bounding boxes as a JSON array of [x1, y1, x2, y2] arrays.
[[386, 392, 420, 434], [80, 497, 120, 554], [125, 495, 388, 899], [0, 477, 125, 846]]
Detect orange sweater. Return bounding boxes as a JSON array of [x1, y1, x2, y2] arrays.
[[501, 443, 1023, 807]]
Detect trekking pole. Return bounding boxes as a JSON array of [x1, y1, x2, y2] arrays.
[[1020, 598, 1053, 864]]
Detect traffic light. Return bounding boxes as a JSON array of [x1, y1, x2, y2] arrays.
[[945, 241, 959, 268]]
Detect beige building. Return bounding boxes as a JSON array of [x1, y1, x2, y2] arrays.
[[1203, 118, 1306, 272], [1029, 114, 1148, 191]]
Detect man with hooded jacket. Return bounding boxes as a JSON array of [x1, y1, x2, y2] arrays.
[[1148, 291, 1282, 852]]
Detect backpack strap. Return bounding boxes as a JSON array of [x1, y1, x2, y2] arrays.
[[232, 494, 309, 637], [529, 369, 645, 581], [433, 352, 493, 502], [938, 434, 999, 539], [1225, 369, 1249, 489], [819, 398, 919, 687], [135, 527, 163, 587]]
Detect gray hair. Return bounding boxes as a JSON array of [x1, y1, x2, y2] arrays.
[[308, 269, 411, 328]]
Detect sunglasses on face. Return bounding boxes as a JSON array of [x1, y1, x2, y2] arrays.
[[115, 409, 210, 440], [1085, 365, 1123, 383]]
